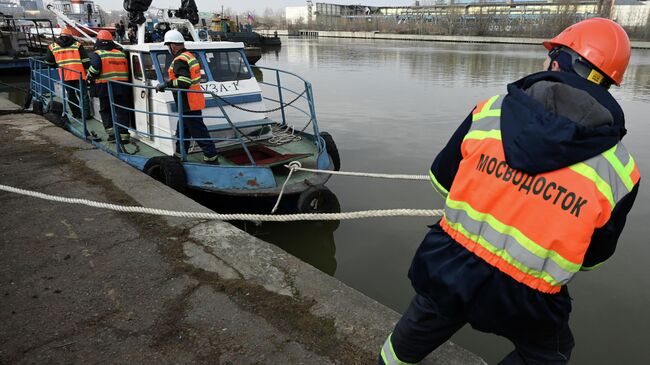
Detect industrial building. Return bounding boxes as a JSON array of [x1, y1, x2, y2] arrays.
[[285, 1, 649, 28], [0, 0, 44, 16]]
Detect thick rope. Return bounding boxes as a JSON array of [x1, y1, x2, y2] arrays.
[[270, 162, 430, 215], [286, 164, 429, 181], [0, 184, 444, 221], [271, 164, 297, 214]]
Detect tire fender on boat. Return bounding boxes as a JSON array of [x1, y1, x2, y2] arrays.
[[32, 99, 43, 114], [319, 131, 340, 171], [297, 185, 341, 230], [143, 156, 187, 194]]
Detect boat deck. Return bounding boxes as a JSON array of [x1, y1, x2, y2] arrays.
[[79, 117, 321, 188]]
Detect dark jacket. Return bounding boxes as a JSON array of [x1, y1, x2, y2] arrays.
[[410, 71, 639, 336], [44, 35, 91, 71], [87, 40, 129, 97], [164, 47, 200, 113]]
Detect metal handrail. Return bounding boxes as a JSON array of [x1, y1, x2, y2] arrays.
[[261, 96, 311, 117], [29, 58, 323, 165], [258, 80, 310, 100], [29, 58, 88, 138], [107, 80, 259, 164], [253, 65, 321, 151]]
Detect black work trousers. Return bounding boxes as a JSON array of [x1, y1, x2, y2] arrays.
[[63, 80, 90, 120], [175, 110, 217, 157], [380, 293, 574, 365], [98, 93, 129, 136]]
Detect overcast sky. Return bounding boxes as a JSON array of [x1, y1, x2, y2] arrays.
[[94, 1, 415, 12]]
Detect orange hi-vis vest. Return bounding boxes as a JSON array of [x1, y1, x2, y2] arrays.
[[167, 51, 205, 111], [49, 41, 87, 81], [90, 49, 129, 84], [433, 95, 640, 294]]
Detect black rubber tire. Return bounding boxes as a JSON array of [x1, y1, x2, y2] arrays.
[[46, 101, 63, 115], [143, 156, 187, 194], [297, 185, 341, 231], [320, 131, 341, 171], [32, 99, 43, 114]]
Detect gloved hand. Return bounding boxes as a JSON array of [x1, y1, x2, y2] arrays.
[[155, 83, 166, 93]]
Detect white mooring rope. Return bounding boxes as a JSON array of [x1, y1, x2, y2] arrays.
[[286, 163, 429, 181], [267, 162, 431, 216], [0, 184, 443, 221]]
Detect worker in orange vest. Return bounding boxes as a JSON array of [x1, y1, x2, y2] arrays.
[[44, 27, 91, 120], [87, 30, 131, 143], [155, 30, 218, 163], [379, 18, 640, 365]]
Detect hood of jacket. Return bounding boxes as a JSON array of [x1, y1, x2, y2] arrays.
[[94, 40, 122, 51], [500, 71, 626, 174], [55, 35, 77, 47]]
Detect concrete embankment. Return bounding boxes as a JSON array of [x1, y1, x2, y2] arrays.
[[258, 29, 650, 49], [0, 102, 485, 364]]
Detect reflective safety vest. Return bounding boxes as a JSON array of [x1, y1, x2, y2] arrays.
[[167, 51, 205, 111], [49, 41, 87, 81], [434, 94, 640, 294], [89, 49, 129, 84]]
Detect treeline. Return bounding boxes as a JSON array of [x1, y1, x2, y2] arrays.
[[278, 8, 649, 41]]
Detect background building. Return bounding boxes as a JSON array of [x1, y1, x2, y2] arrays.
[[0, 0, 25, 16], [612, 0, 650, 27], [284, 1, 648, 38]]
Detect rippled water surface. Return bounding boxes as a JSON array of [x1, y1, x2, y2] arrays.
[[250, 37, 650, 364]]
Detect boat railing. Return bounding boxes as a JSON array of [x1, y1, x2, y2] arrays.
[[29, 58, 325, 166], [107, 80, 266, 165], [3, 17, 54, 53], [253, 65, 323, 152], [29, 58, 90, 138]]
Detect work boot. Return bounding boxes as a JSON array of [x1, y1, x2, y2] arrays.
[[119, 133, 131, 145], [203, 154, 219, 165]]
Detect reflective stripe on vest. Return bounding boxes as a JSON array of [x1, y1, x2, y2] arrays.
[[49, 41, 87, 81], [380, 333, 416, 365], [89, 49, 129, 84], [429, 170, 449, 198], [441, 94, 640, 294], [167, 51, 205, 111]]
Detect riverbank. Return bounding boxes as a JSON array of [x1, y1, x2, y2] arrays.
[[0, 102, 484, 364], [257, 29, 650, 49]]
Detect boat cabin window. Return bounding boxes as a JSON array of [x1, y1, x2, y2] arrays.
[[132, 55, 143, 80], [141, 53, 157, 80], [204, 50, 250, 82], [156, 52, 208, 83]]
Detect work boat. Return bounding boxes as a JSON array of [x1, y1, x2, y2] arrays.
[[29, 19, 341, 214]]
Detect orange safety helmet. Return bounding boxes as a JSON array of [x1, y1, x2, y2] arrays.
[[543, 18, 631, 86], [97, 30, 113, 41], [60, 27, 74, 36]]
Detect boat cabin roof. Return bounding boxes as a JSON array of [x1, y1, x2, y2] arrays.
[[123, 41, 246, 53]]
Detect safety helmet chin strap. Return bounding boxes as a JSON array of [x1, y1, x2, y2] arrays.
[[548, 46, 613, 89]]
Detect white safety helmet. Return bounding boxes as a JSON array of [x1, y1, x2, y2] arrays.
[[163, 29, 185, 45]]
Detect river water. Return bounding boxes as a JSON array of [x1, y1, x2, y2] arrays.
[[250, 38, 650, 364]]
